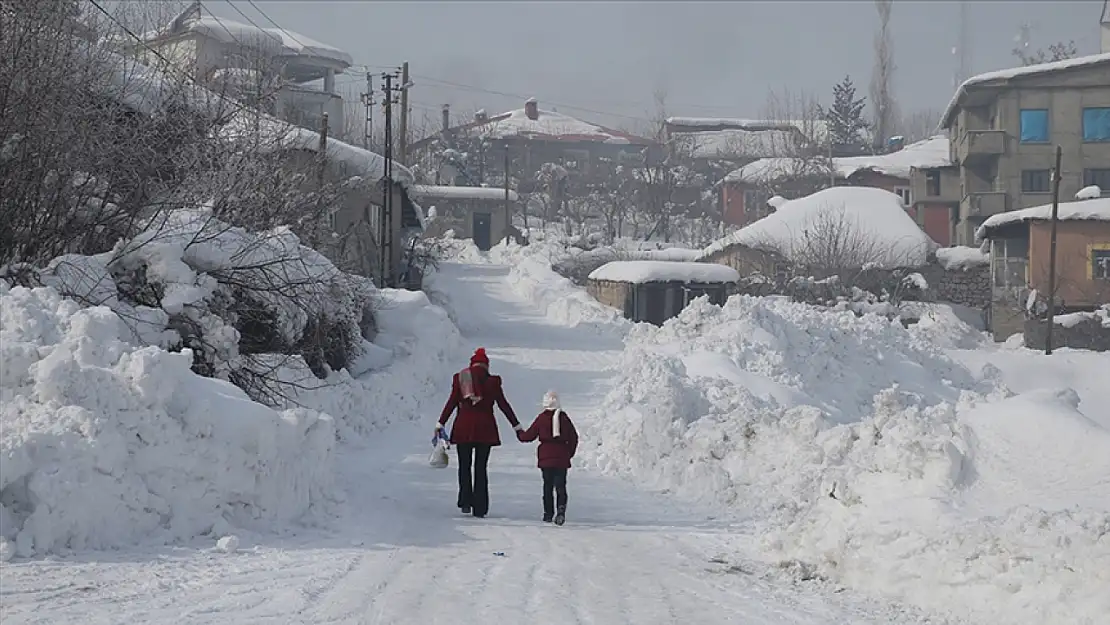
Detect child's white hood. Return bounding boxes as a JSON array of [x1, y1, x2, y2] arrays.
[[542, 391, 560, 410]]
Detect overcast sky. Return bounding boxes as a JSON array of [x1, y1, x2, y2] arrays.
[[206, 1, 1103, 132]]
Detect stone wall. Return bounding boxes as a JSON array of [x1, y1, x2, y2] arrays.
[[586, 279, 630, 313], [1023, 317, 1110, 352], [702, 243, 991, 310]]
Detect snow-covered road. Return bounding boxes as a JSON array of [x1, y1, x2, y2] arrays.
[[1, 261, 948, 624]]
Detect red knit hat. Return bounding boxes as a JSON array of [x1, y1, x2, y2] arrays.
[[470, 347, 489, 366]]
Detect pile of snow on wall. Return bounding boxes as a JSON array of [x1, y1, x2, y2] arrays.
[[583, 295, 1110, 625], [0, 283, 335, 559]]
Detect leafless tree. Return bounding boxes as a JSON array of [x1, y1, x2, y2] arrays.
[[747, 203, 924, 274], [1013, 40, 1079, 67], [1, 1, 385, 404], [870, 0, 898, 151], [895, 108, 943, 142]]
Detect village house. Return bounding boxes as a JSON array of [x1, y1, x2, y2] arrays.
[[938, 51, 1110, 246], [133, 2, 352, 133], [698, 186, 936, 275], [663, 117, 817, 164], [717, 136, 951, 242], [411, 99, 656, 188], [223, 114, 424, 287], [411, 185, 520, 251], [976, 197, 1110, 340], [586, 260, 740, 325]]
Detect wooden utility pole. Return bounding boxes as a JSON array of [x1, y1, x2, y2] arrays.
[[503, 142, 511, 236], [398, 61, 410, 164], [1044, 145, 1063, 355], [360, 72, 374, 151], [380, 71, 400, 288]]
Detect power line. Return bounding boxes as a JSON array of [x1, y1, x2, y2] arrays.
[[243, 0, 310, 51], [221, 0, 268, 34]]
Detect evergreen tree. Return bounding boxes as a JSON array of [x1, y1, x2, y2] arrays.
[[822, 76, 869, 150]]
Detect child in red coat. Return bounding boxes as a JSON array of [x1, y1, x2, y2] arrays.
[[517, 390, 579, 525]]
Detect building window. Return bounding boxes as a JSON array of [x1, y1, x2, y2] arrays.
[[1082, 108, 1110, 142], [925, 170, 941, 196], [1083, 169, 1110, 193], [893, 186, 911, 206], [1092, 246, 1110, 281], [1021, 169, 1051, 193], [743, 189, 771, 220], [1019, 109, 1050, 143]]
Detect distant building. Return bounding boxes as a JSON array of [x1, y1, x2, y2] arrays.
[[938, 52, 1110, 246], [976, 197, 1110, 340], [718, 136, 950, 243], [133, 2, 352, 133], [411, 185, 520, 251], [411, 98, 656, 185]]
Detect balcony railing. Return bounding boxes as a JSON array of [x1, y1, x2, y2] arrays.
[[963, 191, 1008, 218], [957, 130, 1005, 163]]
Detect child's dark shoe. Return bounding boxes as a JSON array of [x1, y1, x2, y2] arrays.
[[554, 505, 566, 526], [542, 513, 553, 523]]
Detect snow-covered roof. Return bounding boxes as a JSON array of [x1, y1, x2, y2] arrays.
[[150, 13, 352, 67], [722, 136, 951, 185], [665, 117, 877, 146], [475, 107, 652, 145], [101, 50, 229, 118], [588, 260, 740, 284], [935, 246, 989, 271], [976, 197, 1110, 241], [698, 186, 936, 267], [671, 128, 800, 160], [940, 53, 1110, 129], [411, 185, 519, 202], [220, 112, 414, 186]]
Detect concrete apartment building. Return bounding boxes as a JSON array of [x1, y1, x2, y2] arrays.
[[935, 49, 1110, 246]]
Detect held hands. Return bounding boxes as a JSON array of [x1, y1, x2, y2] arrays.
[[514, 424, 526, 442]]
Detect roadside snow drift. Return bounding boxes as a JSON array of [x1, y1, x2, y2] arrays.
[[0, 283, 335, 558], [585, 295, 1110, 625]]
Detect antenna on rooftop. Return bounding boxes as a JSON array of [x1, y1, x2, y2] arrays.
[[953, 0, 971, 87]]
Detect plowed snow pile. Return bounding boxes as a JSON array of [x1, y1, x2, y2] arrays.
[[584, 295, 1110, 625], [0, 283, 336, 559]]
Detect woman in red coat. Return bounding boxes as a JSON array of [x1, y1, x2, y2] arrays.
[[436, 347, 522, 518]]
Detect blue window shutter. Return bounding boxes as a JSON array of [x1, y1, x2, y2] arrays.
[[1082, 108, 1110, 142], [1019, 109, 1049, 143]]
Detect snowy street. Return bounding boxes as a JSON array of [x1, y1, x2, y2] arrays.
[[0, 261, 945, 625]]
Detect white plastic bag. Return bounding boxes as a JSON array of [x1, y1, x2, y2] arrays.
[[429, 434, 450, 469]]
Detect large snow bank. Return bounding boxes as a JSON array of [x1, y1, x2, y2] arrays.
[[699, 187, 936, 267], [583, 295, 1110, 625], [268, 285, 465, 441], [589, 260, 739, 284], [0, 283, 335, 558], [976, 197, 1110, 241]]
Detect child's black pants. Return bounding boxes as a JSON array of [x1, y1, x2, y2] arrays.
[[541, 468, 568, 516]]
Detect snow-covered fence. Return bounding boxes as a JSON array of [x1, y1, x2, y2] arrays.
[[1024, 307, 1110, 351]]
